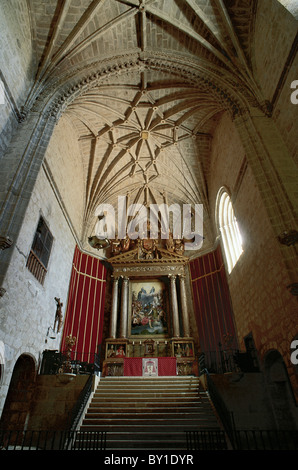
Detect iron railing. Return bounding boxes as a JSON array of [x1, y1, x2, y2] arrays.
[[68, 374, 94, 431], [186, 430, 228, 450], [233, 429, 298, 450], [1, 429, 296, 450], [198, 349, 259, 375], [40, 350, 100, 375], [186, 429, 298, 451], [0, 430, 107, 451]]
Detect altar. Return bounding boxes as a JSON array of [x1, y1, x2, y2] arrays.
[[123, 357, 177, 377]]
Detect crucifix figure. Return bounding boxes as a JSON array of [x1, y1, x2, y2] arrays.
[[54, 297, 63, 333]]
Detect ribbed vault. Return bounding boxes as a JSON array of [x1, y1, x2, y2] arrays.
[[65, 69, 222, 243], [23, 0, 264, 256]]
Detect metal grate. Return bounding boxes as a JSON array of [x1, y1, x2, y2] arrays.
[[26, 250, 47, 285]]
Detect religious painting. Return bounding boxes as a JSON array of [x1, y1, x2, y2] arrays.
[[130, 280, 168, 337], [106, 342, 127, 359], [142, 358, 158, 377], [144, 339, 155, 356], [172, 341, 194, 358]]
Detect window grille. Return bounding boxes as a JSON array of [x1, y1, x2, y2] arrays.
[[26, 217, 53, 284]]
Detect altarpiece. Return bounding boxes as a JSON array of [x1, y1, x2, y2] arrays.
[[102, 238, 197, 377]]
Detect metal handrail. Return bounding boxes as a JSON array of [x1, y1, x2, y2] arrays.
[[68, 374, 94, 431]]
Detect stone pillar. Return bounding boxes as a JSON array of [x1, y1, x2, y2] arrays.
[[0, 111, 57, 286], [179, 274, 190, 337], [169, 274, 180, 337], [109, 276, 119, 338], [120, 276, 129, 338]]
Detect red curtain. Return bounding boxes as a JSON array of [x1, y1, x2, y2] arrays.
[[61, 246, 107, 362], [189, 245, 237, 353]]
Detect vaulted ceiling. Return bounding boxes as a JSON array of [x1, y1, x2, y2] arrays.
[[25, 0, 263, 255]]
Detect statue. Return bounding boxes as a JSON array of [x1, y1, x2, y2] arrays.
[[166, 232, 175, 253], [61, 335, 76, 374], [111, 237, 121, 255], [138, 238, 159, 259], [54, 297, 63, 333], [174, 238, 185, 255], [121, 235, 130, 252]]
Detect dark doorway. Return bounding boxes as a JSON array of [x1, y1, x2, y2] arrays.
[[0, 354, 36, 431], [264, 350, 297, 430]]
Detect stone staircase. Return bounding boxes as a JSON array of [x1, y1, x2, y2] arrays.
[[76, 376, 227, 450]]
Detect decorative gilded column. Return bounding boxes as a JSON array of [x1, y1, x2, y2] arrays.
[[120, 276, 129, 338], [109, 276, 119, 338], [169, 274, 180, 337], [179, 274, 190, 337]]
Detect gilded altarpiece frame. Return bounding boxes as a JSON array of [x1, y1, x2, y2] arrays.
[[102, 245, 198, 375]]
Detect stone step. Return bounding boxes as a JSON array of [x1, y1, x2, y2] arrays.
[[98, 379, 200, 387], [98, 377, 200, 382], [86, 407, 213, 418], [80, 422, 219, 432], [82, 415, 218, 425], [99, 377, 199, 380], [99, 376, 200, 381], [90, 396, 210, 404], [88, 402, 210, 411], [76, 430, 219, 441], [94, 390, 201, 396], [85, 409, 217, 420], [95, 385, 201, 392], [77, 376, 222, 450], [85, 407, 217, 418]]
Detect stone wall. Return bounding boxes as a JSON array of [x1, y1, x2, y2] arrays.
[[28, 374, 90, 431], [0, 164, 77, 415], [211, 373, 276, 430], [0, 0, 36, 109], [208, 112, 298, 399], [253, 0, 298, 163]]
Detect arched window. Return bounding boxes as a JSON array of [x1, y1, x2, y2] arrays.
[[217, 189, 243, 273]]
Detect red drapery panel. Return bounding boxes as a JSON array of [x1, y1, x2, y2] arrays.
[[157, 357, 177, 376], [61, 246, 107, 362], [123, 358, 177, 376], [189, 245, 237, 353], [123, 358, 142, 376]]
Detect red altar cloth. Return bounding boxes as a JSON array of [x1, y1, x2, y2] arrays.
[[124, 358, 142, 376], [123, 357, 177, 376]]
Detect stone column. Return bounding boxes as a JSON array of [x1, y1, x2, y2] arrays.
[[120, 276, 129, 338], [0, 111, 57, 286], [109, 276, 119, 338], [169, 274, 180, 337], [179, 274, 190, 337]]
